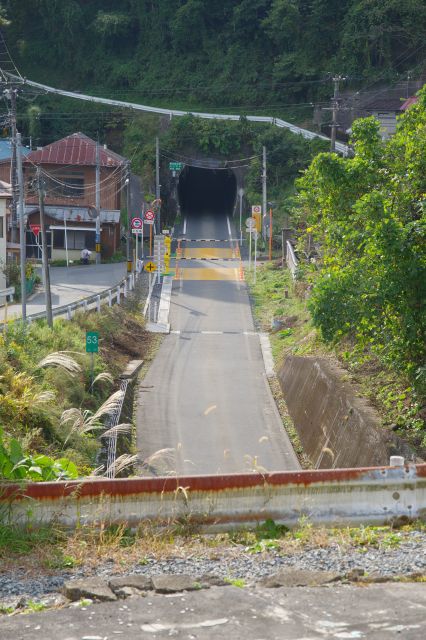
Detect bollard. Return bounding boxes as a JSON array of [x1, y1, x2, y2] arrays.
[[390, 456, 405, 467], [108, 290, 113, 307], [96, 295, 101, 313]]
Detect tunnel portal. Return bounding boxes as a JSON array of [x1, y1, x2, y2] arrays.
[[178, 166, 237, 218]]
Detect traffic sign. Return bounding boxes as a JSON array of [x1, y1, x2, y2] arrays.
[[132, 229, 143, 234], [252, 205, 261, 215], [145, 261, 157, 272], [145, 210, 155, 221], [30, 224, 41, 237], [86, 331, 99, 353], [131, 217, 143, 230], [144, 220, 154, 226], [246, 217, 256, 230], [169, 162, 183, 171]]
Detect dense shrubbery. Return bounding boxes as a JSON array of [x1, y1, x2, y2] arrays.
[[296, 88, 426, 395]]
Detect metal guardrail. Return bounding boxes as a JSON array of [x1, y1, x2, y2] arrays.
[[286, 240, 298, 279], [9, 75, 350, 156], [0, 273, 138, 326], [2, 461, 425, 530]]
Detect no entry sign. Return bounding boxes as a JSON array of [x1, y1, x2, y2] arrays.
[[131, 217, 143, 230]]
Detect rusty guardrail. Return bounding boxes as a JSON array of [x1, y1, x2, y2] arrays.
[[1, 462, 425, 530]]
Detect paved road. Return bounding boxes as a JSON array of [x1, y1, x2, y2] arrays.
[[0, 263, 127, 321], [136, 213, 299, 475], [1, 583, 424, 639]]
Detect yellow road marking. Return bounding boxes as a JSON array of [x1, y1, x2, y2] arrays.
[[204, 404, 217, 416], [182, 247, 234, 259], [177, 268, 239, 281]]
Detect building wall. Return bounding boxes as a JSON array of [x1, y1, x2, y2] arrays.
[[23, 164, 124, 210]]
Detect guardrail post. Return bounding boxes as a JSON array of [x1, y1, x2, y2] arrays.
[[117, 286, 121, 305], [83, 300, 88, 312], [124, 279, 128, 298], [108, 290, 113, 307], [96, 295, 101, 313], [67, 306, 72, 320]]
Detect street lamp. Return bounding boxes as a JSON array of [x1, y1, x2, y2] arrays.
[[238, 187, 244, 245]]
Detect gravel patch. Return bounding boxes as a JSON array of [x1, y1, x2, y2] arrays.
[[1, 532, 425, 604]]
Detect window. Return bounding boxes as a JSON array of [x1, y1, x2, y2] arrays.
[[46, 170, 85, 198], [54, 229, 95, 250]]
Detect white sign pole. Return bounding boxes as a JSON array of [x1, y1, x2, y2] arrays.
[[148, 271, 152, 320], [64, 211, 69, 267], [249, 229, 252, 271]]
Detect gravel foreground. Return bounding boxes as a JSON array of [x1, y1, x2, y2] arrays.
[[1, 530, 425, 610]]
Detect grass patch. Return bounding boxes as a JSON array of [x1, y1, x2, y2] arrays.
[[0, 295, 158, 475], [245, 262, 425, 457], [0, 519, 424, 575]]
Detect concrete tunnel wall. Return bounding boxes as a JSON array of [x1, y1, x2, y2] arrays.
[[177, 166, 237, 218]]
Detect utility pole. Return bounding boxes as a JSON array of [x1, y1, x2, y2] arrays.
[[16, 132, 26, 322], [155, 136, 161, 232], [5, 86, 18, 242], [126, 162, 132, 274], [262, 146, 267, 242], [36, 166, 53, 327], [330, 75, 343, 153], [95, 139, 101, 264]]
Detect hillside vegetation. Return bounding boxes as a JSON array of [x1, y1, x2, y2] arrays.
[[4, 0, 425, 108]]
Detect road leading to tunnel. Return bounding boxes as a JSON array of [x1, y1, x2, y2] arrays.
[[136, 213, 300, 475]]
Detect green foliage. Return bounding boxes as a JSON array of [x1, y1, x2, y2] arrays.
[[296, 88, 426, 396], [0, 427, 78, 481]]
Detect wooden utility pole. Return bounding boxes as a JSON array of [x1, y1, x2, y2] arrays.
[[36, 166, 53, 327], [16, 132, 26, 322]]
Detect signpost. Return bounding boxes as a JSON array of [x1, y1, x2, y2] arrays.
[[245, 217, 256, 270], [145, 262, 157, 320], [145, 210, 155, 256], [86, 331, 99, 391], [169, 162, 183, 171], [251, 205, 262, 233]]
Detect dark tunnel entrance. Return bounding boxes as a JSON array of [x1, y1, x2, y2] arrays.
[[178, 166, 237, 218]]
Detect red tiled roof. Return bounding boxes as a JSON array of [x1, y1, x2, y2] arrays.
[[25, 133, 127, 167], [400, 96, 418, 111]]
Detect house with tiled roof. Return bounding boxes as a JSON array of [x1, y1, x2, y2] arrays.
[[0, 133, 128, 261]]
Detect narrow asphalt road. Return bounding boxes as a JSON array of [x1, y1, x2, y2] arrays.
[[136, 213, 299, 475], [0, 262, 127, 321]]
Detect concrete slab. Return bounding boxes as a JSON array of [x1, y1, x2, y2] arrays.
[[1, 583, 425, 639]]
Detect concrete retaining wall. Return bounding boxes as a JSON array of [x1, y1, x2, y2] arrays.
[[278, 356, 412, 469], [2, 464, 425, 530]]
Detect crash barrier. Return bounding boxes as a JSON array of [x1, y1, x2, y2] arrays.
[[2, 461, 425, 530], [0, 273, 137, 326]]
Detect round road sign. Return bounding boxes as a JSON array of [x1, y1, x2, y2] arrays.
[[145, 261, 157, 273], [246, 217, 256, 229], [131, 217, 143, 230], [145, 210, 155, 221]]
